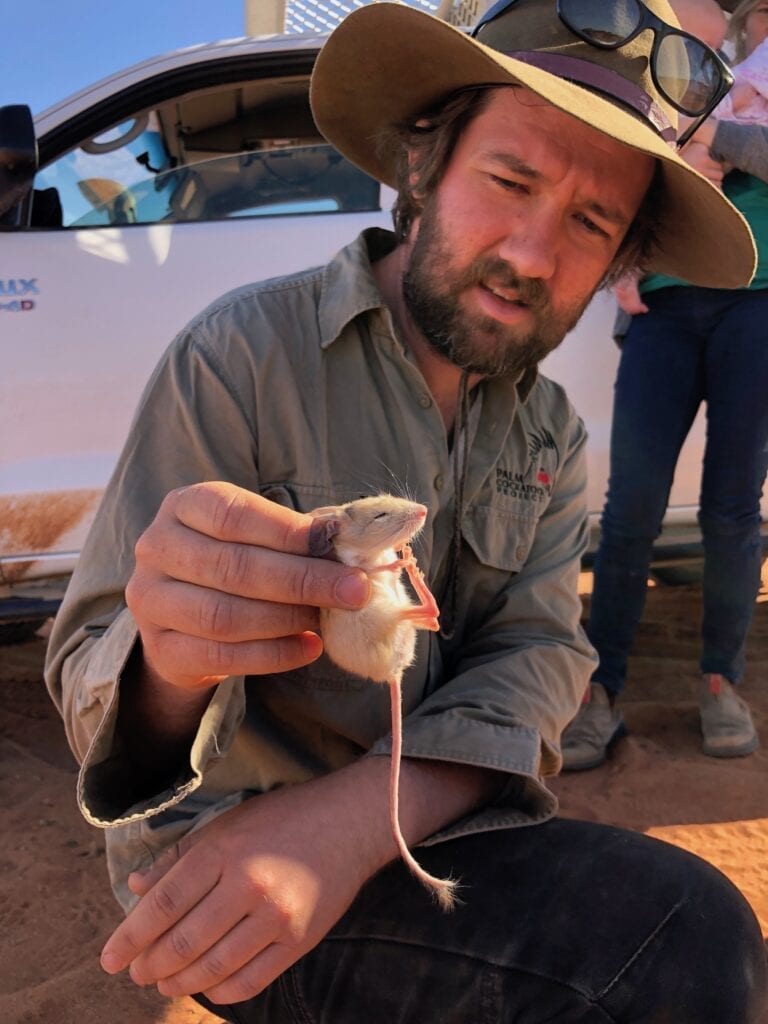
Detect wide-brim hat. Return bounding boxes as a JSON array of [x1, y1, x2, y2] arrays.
[[310, 0, 756, 288]]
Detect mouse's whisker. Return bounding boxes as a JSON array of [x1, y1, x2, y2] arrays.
[[373, 457, 409, 500]]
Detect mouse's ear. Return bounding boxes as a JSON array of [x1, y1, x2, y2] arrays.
[[308, 513, 342, 558]]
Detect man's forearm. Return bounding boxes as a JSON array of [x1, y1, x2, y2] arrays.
[[319, 753, 505, 879]]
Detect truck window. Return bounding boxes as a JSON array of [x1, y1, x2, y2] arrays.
[[29, 85, 380, 229], [33, 113, 174, 227], [66, 144, 379, 226]]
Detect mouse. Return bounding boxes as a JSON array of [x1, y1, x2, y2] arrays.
[[308, 494, 459, 911]]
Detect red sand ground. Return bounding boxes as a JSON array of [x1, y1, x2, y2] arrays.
[[1, 577, 766, 1022]]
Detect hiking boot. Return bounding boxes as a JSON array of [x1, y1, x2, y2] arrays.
[[561, 683, 626, 772], [700, 674, 759, 758]]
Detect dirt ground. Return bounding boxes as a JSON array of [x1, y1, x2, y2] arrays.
[[1, 577, 766, 1023]]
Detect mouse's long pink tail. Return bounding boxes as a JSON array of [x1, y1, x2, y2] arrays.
[[387, 677, 459, 911]]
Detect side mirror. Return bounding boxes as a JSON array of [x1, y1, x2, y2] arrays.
[[0, 105, 38, 219]]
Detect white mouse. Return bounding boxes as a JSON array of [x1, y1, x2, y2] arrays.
[[309, 494, 458, 910]]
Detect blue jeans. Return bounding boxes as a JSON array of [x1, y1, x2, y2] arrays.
[[194, 821, 767, 1022], [589, 286, 768, 694]]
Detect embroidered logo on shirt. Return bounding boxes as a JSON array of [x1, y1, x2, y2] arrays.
[[495, 429, 558, 502], [496, 467, 550, 502], [527, 427, 557, 465]]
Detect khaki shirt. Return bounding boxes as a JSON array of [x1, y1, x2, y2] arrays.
[[45, 229, 597, 909]]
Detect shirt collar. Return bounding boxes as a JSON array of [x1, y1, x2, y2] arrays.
[[318, 228, 395, 350], [516, 366, 539, 403]]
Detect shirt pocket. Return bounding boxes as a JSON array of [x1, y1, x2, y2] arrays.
[[463, 503, 540, 574], [258, 482, 364, 514], [258, 482, 324, 512]]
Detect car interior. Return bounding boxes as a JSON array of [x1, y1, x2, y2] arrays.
[[31, 76, 380, 229]]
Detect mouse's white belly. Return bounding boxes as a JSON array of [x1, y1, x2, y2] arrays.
[[320, 580, 417, 683]]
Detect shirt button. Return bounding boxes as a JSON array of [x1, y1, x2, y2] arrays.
[[418, 394, 432, 409], [434, 474, 444, 491], [515, 544, 527, 561]]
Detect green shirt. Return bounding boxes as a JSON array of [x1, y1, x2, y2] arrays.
[[642, 171, 768, 293], [44, 229, 596, 910]]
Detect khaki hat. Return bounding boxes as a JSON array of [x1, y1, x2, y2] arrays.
[[310, 0, 756, 288]]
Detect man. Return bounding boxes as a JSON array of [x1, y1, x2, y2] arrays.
[[45, 1, 767, 1021]]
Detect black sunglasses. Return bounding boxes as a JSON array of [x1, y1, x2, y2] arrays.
[[472, 0, 734, 147]]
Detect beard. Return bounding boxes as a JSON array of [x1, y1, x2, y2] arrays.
[[401, 197, 595, 378]]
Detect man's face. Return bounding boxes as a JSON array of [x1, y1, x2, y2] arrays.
[[401, 88, 655, 378]]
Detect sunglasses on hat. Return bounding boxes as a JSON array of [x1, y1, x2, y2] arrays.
[[472, 0, 734, 147]]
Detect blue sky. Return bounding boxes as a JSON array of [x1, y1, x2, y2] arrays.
[[0, 1, 443, 116], [0, 0, 246, 115]]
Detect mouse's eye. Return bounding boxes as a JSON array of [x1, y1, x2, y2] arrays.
[[374, 512, 387, 520]]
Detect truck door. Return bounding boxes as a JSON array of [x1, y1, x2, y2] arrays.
[[0, 43, 391, 590]]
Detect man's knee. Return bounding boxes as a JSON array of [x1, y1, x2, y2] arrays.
[[599, 836, 767, 1023]]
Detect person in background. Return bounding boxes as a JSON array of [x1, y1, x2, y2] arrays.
[[717, 0, 768, 120], [563, 0, 768, 771]]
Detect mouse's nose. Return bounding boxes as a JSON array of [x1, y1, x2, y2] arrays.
[[415, 504, 427, 520]]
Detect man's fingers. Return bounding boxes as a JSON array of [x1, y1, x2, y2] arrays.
[[134, 522, 369, 609], [154, 922, 265, 998], [134, 578, 320, 642], [101, 853, 221, 974], [142, 629, 324, 683], [129, 892, 251, 987], [155, 918, 267, 997], [200, 941, 299, 1005], [138, 892, 307, 995], [126, 479, 368, 686], [168, 482, 313, 553]]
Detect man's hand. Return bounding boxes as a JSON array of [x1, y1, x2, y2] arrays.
[[126, 481, 371, 691], [611, 272, 648, 315], [99, 750, 501, 1004], [99, 755, 499, 1004], [100, 765, 388, 1005]]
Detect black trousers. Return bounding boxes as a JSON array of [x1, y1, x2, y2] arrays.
[[195, 819, 767, 1023]]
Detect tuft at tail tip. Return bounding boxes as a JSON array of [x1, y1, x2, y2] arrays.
[[432, 877, 462, 912]]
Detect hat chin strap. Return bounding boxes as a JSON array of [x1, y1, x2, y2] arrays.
[[508, 51, 678, 146]]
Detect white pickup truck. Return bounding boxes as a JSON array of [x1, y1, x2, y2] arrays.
[[0, 28, 730, 640]]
